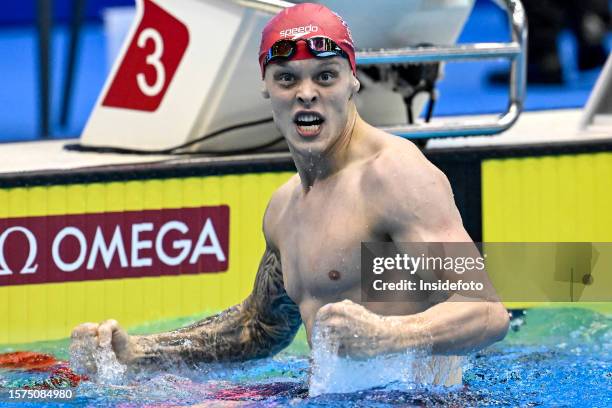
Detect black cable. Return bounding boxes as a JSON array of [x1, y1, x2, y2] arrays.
[[405, 84, 429, 125], [405, 85, 437, 125], [166, 117, 275, 153], [64, 117, 277, 156], [424, 91, 436, 123]]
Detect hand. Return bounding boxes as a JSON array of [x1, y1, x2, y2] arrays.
[[313, 299, 399, 359], [69, 319, 133, 375]]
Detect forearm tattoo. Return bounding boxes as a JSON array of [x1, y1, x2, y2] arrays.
[[131, 247, 302, 368]]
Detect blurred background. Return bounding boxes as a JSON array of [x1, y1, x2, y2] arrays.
[[0, 0, 610, 143]]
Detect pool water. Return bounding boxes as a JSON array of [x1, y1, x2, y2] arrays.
[[1, 307, 611, 407]]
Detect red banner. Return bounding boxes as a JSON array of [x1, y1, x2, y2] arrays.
[[0, 206, 229, 286]]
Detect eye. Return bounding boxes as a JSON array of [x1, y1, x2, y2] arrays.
[[317, 70, 337, 83], [275, 72, 296, 85]]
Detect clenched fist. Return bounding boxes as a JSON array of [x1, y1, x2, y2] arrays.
[[69, 319, 133, 375], [313, 299, 400, 359]]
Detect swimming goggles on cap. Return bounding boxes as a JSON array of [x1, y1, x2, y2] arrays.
[[263, 36, 348, 68]]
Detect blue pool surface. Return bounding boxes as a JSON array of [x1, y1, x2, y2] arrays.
[[0, 307, 611, 407]]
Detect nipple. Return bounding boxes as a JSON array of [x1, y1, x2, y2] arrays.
[[328, 270, 341, 281]]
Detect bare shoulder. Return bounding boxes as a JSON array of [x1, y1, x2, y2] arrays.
[[366, 133, 451, 200], [262, 174, 300, 248], [362, 133, 463, 239]]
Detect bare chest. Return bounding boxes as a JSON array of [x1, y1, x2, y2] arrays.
[[276, 182, 381, 304]]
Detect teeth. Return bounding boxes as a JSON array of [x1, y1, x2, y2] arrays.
[[297, 124, 320, 133], [297, 114, 320, 123]]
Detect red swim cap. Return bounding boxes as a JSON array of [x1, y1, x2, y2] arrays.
[[259, 3, 356, 78]]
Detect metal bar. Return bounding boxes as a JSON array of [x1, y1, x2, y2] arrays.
[[36, 0, 52, 138], [371, 0, 527, 139], [60, 0, 87, 127], [232, 0, 292, 14], [381, 103, 521, 139], [579, 54, 612, 129], [356, 43, 521, 65], [506, 0, 527, 115]]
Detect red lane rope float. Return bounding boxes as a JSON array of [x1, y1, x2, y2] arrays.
[[0, 351, 87, 389], [0, 351, 57, 371]]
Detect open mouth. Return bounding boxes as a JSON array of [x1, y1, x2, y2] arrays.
[[293, 112, 325, 137]]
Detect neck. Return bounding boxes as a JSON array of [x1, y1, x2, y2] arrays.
[[291, 104, 360, 191]]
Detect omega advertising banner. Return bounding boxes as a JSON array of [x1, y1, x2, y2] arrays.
[[0, 206, 229, 286], [0, 173, 293, 344]]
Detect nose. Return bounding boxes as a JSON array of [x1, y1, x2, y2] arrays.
[[296, 79, 318, 107]]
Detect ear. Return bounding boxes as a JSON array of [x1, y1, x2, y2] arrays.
[[261, 84, 270, 99], [353, 77, 361, 93], [349, 76, 360, 99]]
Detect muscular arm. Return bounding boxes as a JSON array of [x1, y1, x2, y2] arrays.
[[385, 152, 508, 354], [363, 144, 509, 355], [313, 146, 508, 359], [128, 246, 302, 368]]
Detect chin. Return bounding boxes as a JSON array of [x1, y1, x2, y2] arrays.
[[287, 137, 325, 155], [297, 130, 331, 146]]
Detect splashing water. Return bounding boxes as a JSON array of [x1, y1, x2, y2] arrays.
[[3, 308, 611, 406], [93, 344, 127, 385], [309, 321, 464, 396], [70, 342, 127, 385]]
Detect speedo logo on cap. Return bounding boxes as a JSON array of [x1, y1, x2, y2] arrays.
[[280, 24, 319, 39]]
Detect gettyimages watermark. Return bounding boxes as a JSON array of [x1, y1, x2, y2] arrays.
[[361, 242, 612, 302]]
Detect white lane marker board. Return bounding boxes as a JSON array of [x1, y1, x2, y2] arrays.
[[82, 0, 255, 151]]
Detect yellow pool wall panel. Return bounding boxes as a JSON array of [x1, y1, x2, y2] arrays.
[[3, 150, 612, 345], [482, 152, 612, 309], [482, 152, 612, 242], [0, 172, 294, 345]]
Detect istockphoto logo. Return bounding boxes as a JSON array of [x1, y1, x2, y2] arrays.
[[0, 206, 229, 286]]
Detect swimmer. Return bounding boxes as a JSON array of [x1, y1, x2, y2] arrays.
[[70, 3, 509, 384]]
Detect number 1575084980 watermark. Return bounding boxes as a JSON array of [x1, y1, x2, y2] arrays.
[[1, 388, 75, 401]]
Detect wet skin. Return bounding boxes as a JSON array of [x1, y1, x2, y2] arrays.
[[70, 57, 509, 384]]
